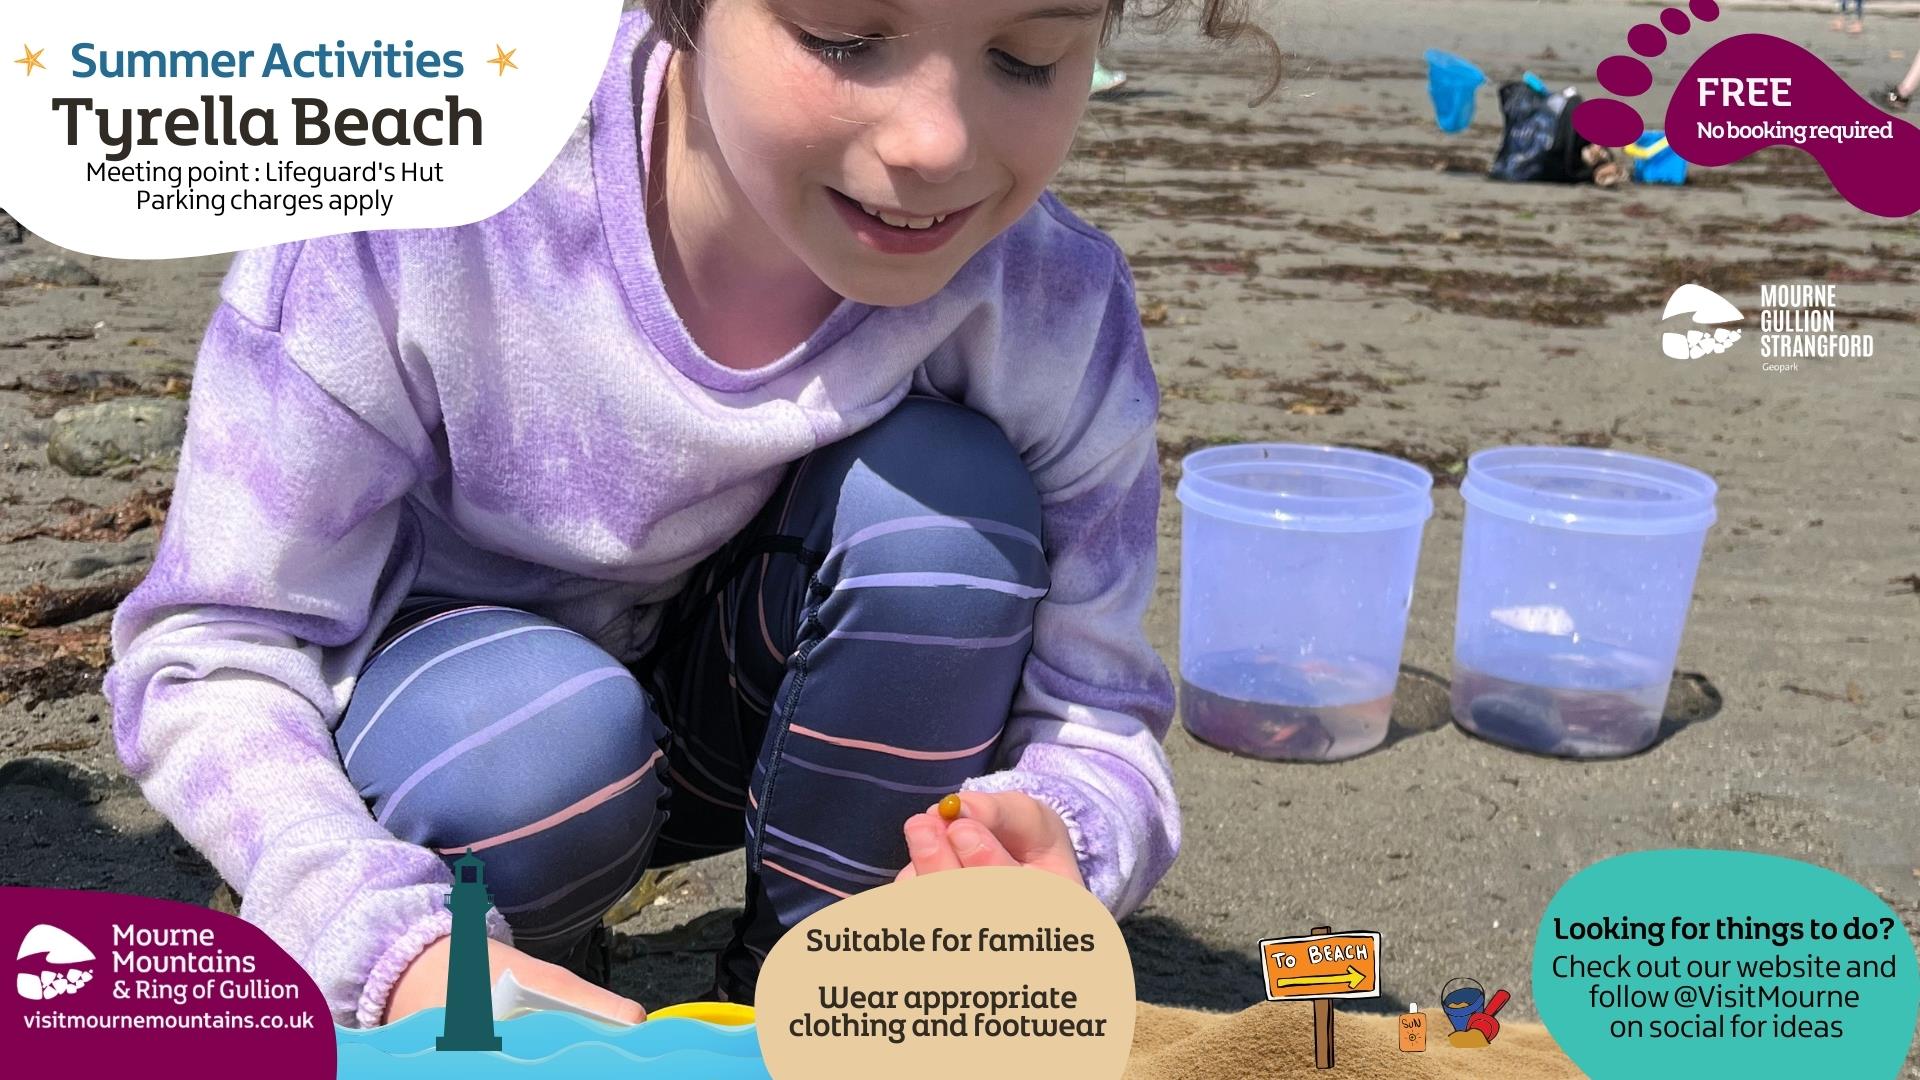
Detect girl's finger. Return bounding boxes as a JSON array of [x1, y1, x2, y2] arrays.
[[511, 951, 648, 1024], [955, 792, 1061, 860], [894, 864, 917, 884], [904, 813, 963, 875], [947, 819, 1019, 869]]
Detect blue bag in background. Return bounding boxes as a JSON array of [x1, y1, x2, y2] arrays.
[[1425, 50, 1486, 134], [1625, 131, 1688, 184]]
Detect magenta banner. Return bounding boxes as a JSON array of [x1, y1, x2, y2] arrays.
[[1, 887, 334, 1076], [1572, 0, 1918, 216]]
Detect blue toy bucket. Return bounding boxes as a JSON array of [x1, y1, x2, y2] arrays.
[[1441, 978, 1486, 1033], [1626, 130, 1688, 184], [1425, 50, 1485, 133]]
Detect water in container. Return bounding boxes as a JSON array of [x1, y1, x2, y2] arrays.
[[1181, 650, 1397, 761]]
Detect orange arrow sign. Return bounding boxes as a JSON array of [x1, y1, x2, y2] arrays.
[[1259, 932, 1381, 1002], [1269, 964, 1368, 991]]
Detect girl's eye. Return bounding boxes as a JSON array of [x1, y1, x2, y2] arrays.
[[793, 27, 1055, 87], [991, 49, 1056, 88], [795, 28, 875, 64]]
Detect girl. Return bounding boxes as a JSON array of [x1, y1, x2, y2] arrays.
[[106, 0, 1271, 1028]]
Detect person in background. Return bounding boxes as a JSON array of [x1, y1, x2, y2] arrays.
[[1832, 0, 1864, 34], [1882, 49, 1919, 108]]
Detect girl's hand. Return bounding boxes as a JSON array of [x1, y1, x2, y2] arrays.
[[383, 935, 646, 1026], [894, 791, 1084, 889]]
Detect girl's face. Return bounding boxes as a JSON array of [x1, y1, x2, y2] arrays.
[[690, 0, 1103, 307]]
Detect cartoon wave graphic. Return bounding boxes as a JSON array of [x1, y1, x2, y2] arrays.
[[336, 1010, 769, 1079]]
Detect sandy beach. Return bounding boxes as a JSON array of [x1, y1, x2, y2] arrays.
[[2, 0, 1915, 1070]]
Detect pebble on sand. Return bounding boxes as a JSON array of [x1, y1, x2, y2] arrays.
[[1, 254, 99, 288], [46, 398, 187, 478], [59, 543, 155, 581]]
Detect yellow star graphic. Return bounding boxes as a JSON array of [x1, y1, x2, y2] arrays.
[[487, 45, 517, 76], [15, 44, 46, 76]]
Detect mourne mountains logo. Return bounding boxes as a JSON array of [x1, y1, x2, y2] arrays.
[[15, 923, 96, 1002]]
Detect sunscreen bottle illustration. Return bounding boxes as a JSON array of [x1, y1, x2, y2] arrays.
[[1400, 1002, 1426, 1052]]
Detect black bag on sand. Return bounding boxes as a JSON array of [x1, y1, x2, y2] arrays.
[[1489, 81, 1596, 183]]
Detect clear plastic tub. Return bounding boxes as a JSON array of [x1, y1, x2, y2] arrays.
[[1175, 445, 1434, 761], [1450, 447, 1718, 757]]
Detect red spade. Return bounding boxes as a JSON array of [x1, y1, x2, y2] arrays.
[[1467, 989, 1511, 1042]]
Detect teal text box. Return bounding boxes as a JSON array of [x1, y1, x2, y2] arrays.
[[1534, 850, 1917, 1079]]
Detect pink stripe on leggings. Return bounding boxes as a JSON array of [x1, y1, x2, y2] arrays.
[[375, 666, 632, 828], [762, 858, 852, 899], [436, 750, 663, 855], [787, 724, 999, 761]]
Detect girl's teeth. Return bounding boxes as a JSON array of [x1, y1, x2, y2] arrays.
[[856, 201, 947, 230]]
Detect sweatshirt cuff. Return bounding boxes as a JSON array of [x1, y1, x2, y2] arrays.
[[356, 907, 453, 1030], [354, 903, 517, 1028], [959, 770, 1121, 913]]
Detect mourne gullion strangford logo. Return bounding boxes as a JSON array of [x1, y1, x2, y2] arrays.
[[15, 923, 97, 1002], [1659, 283, 1744, 360]]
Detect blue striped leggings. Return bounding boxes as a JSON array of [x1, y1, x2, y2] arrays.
[[333, 397, 1049, 1002]]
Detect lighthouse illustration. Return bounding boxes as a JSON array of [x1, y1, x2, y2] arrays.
[[436, 849, 502, 1052]]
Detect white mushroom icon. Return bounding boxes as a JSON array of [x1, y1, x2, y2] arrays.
[[15, 924, 96, 1001], [1660, 284, 1744, 360]]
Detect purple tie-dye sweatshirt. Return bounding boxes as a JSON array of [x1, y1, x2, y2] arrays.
[[104, 12, 1176, 1028]]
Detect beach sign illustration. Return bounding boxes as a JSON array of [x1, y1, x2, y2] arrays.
[[1259, 930, 1381, 1002], [1259, 927, 1382, 1070]]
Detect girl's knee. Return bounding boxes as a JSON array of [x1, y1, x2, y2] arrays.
[[808, 401, 1050, 681], [887, 396, 1039, 506], [833, 397, 1046, 567], [338, 607, 667, 849]]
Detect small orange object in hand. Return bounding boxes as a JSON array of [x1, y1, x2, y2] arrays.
[[896, 790, 1084, 889]]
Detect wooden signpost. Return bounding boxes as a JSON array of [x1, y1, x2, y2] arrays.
[[1258, 926, 1382, 1069]]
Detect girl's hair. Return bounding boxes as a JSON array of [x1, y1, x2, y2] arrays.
[[643, 0, 1282, 103]]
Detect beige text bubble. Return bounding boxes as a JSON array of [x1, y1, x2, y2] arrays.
[[756, 867, 1134, 1080]]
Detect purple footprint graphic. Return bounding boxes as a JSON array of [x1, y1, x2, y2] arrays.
[[1573, 0, 1723, 147], [1573, 0, 1920, 217]]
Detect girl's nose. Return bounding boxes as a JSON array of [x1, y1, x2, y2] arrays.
[[871, 61, 977, 185]]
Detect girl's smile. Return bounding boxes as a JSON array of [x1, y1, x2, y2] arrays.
[[826, 188, 984, 255]]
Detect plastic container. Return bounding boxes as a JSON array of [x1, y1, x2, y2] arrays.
[[1451, 447, 1717, 757], [1626, 130, 1689, 185], [1176, 445, 1434, 761], [1425, 50, 1486, 134]]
